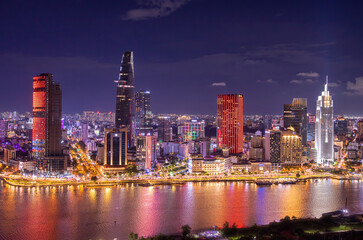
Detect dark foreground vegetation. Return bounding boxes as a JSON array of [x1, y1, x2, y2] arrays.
[[129, 214, 363, 240]]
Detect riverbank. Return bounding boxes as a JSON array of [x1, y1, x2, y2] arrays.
[[1, 174, 360, 188], [139, 213, 363, 239]]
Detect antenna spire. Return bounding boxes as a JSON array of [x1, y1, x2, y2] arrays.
[[325, 75, 328, 91]]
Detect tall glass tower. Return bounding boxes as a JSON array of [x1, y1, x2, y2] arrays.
[[283, 98, 308, 146], [315, 76, 334, 165], [115, 51, 135, 146], [135, 90, 153, 136]]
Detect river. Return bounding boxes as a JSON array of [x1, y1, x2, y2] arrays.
[[0, 179, 362, 239]]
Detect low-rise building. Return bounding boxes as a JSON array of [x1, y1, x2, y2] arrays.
[[192, 157, 225, 175]]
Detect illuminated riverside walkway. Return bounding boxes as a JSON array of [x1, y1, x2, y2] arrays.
[[1, 173, 360, 187]]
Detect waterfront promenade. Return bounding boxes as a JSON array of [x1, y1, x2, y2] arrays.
[[1, 172, 360, 187]]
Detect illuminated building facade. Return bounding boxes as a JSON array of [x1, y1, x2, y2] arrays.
[[104, 128, 127, 166], [136, 135, 156, 170], [32, 73, 64, 171], [315, 77, 334, 165], [115, 51, 135, 146], [135, 90, 153, 136], [269, 129, 281, 170], [182, 120, 205, 142], [0, 119, 6, 141], [283, 98, 307, 146], [281, 128, 302, 166], [217, 94, 243, 153]]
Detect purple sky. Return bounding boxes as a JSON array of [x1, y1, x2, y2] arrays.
[[0, 0, 362, 115]]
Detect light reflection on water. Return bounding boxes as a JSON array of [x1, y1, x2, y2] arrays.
[[0, 179, 362, 240]]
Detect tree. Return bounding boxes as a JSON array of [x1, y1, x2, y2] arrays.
[[181, 224, 191, 239], [125, 164, 138, 176], [129, 232, 138, 240]]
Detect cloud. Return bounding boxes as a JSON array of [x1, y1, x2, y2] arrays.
[[211, 82, 226, 87], [123, 0, 191, 20], [306, 41, 336, 48], [296, 72, 319, 78], [328, 82, 340, 87], [290, 79, 304, 84], [290, 79, 315, 84], [257, 79, 275, 84], [345, 77, 363, 95]]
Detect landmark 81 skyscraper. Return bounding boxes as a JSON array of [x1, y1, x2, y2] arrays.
[[315, 76, 334, 165], [115, 51, 135, 146]]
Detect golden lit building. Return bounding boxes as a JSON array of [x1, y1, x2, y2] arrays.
[[280, 127, 302, 167]]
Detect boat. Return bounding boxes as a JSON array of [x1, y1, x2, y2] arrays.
[[255, 180, 272, 186], [139, 182, 154, 187], [281, 180, 297, 184]]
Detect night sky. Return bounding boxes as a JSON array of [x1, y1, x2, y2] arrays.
[[1, 0, 362, 115]]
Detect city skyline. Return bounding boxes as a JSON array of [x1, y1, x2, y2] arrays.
[[0, 0, 362, 115]]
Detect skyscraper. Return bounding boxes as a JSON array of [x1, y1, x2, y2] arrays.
[[135, 90, 153, 137], [217, 94, 243, 154], [315, 76, 334, 165], [115, 51, 135, 146], [32, 73, 64, 171], [158, 116, 172, 142], [283, 98, 307, 145]]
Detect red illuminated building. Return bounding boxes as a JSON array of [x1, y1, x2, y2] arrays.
[[32, 73, 64, 171], [217, 94, 243, 154]]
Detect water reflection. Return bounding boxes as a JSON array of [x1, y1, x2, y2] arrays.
[[0, 180, 362, 239]]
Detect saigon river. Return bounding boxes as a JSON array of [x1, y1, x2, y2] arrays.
[[0, 179, 362, 239]]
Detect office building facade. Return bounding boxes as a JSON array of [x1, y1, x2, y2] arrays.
[[283, 98, 307, 146], [32, 73, 64, 171], [135, 90, 153, 137], [217, 94, 243, 154], [104, 128, 127, 166]]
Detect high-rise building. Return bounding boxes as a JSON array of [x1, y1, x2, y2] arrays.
[[269, 129, 281, 170], [158, 116, 172, 142], [315, 76, 334, 165], [280, 128, 302, 166], [307, 114, 316, 142], [81, 122, 88, 144], [358, 120, 363, 137], [32, 73, 64, 171], [115, 51, 135, 146], [334, 117, 348, 136], [181, 120, 205, 142], [0, 119, 6, 141], [104, 128, 127, 166], [217, 94, 243, 154], [249, 134, 264, 160], [135, 90, 153, 137], [283, 98, 307, 145], [136, 135, 156, 170]]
